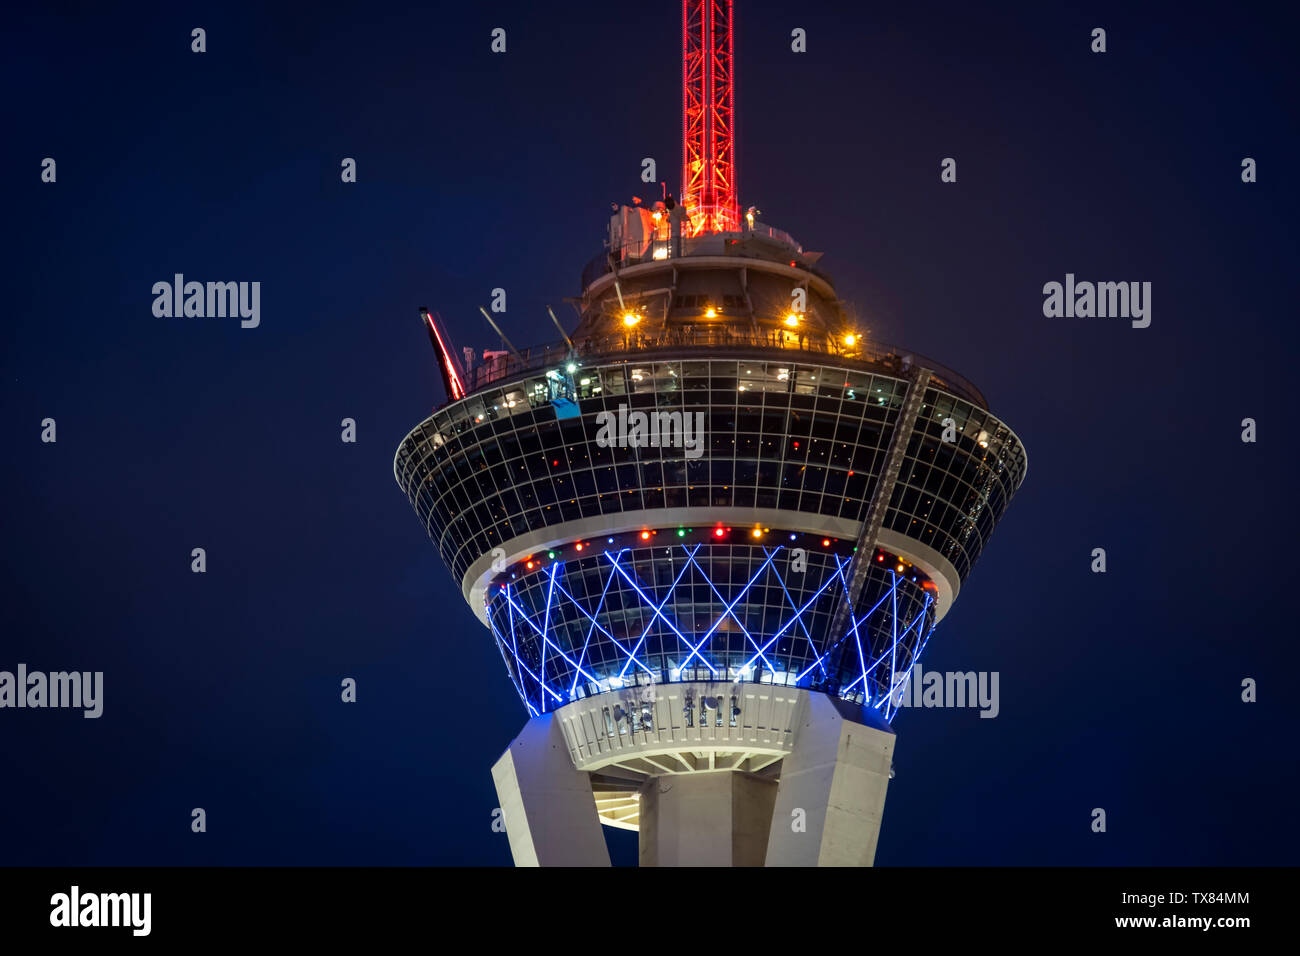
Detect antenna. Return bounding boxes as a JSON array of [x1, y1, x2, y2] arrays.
[[682, 0, 738, 235]]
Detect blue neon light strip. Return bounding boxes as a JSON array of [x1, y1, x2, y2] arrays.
[[486, 543, 938, 721]]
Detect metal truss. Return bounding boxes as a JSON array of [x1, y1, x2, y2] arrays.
[[682, 0, 738, 234]]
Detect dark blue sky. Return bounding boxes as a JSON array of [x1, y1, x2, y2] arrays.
[[3, 0, 1297, 866]]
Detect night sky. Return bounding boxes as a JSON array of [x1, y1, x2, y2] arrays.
[[4, 1, 1297, 866]]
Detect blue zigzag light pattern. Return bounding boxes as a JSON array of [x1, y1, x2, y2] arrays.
[[485, 544, 937, 722]]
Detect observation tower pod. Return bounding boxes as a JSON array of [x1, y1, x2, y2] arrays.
[[394, 0, 1026, 866]]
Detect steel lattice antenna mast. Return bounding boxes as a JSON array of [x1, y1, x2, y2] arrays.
[[681, 0, 738, 235]]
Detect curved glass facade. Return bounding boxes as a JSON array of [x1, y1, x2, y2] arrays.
[[486, 539, 937, 716], [394, 357, 1026, 586]]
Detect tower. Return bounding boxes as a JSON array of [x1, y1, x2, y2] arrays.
[[394, 0, 1026, 866]]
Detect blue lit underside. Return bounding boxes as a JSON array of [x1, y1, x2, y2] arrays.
[[485, 545, 936, 721]]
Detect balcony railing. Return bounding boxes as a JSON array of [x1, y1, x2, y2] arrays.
[[456, 326, 989, 410], [580, 222, 825, 290]]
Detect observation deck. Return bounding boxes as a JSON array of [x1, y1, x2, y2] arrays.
[[447, 328, 988, 412], [395, 211, 1025, 719]]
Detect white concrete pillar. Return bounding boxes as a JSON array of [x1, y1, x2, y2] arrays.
[[639, 771, 777, 866], [765, 694, 896, 866], [491, 714, 611, 867]]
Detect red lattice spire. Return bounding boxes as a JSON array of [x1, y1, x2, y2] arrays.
[[681, 0, 738, 235]]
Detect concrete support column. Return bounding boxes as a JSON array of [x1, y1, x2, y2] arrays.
[[491, 713, 611, 867], [765, 694, 895, 867], [639, 771, 777, 866]]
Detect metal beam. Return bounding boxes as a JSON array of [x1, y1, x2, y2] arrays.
[[826, 366, 933, 646], [478, 306, 523, 361], [546, 306, 574, 350]]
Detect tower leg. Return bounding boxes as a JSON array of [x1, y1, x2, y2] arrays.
[[639, 771, 777, 866], [765, 694, 896, 866], [491, 714, 611, 867]]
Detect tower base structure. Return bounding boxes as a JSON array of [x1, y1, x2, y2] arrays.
[[490, 683, 895, 867]]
